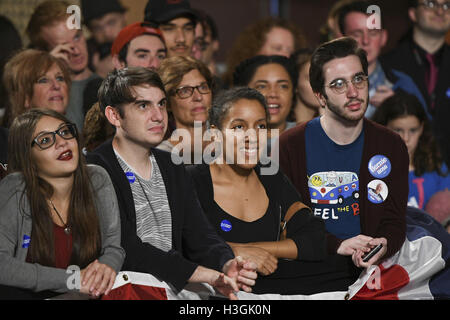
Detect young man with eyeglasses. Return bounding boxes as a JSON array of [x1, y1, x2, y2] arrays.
[[86, 67, 257, 299], [279, 37, 409, 272], [380, 0, 450, 168]]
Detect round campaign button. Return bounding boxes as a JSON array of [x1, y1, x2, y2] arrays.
[[126, 172, 136, 183], [367, 180, 388, 204], [220, 219, 232, 232], [368, 155, 391, 179]]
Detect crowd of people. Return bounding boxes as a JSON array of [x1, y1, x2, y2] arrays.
[[0, 0, 449, 300]]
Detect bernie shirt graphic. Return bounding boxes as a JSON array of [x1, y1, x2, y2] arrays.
[[305, 118, 364, 239]]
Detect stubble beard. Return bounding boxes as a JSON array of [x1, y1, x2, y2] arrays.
[[326, 94, 368, 123]]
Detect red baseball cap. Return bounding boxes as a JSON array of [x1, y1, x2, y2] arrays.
[[111, 22, 164, 56]]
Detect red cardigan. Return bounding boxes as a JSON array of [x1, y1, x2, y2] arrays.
[[279, 118, 409, 259]]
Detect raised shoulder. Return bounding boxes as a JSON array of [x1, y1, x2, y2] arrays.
[[86, 164, 113, 189], [0, 172, 26, 194]]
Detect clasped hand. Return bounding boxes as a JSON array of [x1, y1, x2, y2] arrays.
[[337, 235, 387, 268], [79, 259, 117, 298]]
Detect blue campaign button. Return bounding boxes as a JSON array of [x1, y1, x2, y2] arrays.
[[446, 88, 450, 99], [368, 155, 391, 179], [126, 172, 136, 183], [22, 235, 30, 248], [220, 219, 232, 232]]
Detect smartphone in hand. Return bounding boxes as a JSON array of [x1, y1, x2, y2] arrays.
[[362, 244, 383, 263]]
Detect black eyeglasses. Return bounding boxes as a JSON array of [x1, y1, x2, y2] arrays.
[[419, 0, 450, 11], [31, 123, 78, 150], [175, 82, 211, 99], [326, 74, 368, 94]]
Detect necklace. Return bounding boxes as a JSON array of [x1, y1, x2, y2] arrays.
[[49, 199, 71, 235]]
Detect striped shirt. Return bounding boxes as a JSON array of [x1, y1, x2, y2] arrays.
[[114, 150, 172, 252]]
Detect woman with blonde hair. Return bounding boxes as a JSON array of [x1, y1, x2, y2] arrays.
[[2, 49, 71, 128]]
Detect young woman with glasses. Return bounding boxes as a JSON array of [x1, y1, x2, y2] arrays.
[[0, 109, 124, 299]]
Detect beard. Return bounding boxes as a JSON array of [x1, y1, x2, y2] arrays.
[[417, 17, 450, 38], [326, 94, 368, 123]]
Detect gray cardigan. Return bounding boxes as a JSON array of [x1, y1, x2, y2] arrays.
[[0, 164, 125, 293]]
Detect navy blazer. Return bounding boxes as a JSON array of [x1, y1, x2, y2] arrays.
[[86, 140, 234, 291]]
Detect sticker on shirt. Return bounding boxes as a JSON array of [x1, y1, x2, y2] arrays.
[[220, 219, 232, 232], [368, 155, 391, 179], [308, 171, 359, 204], [367, 180, 388, 204], [22, 235, 30, 248], [446, 87, 450, 99], [126, 172, 136, 184]]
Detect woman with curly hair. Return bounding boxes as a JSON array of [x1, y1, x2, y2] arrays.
[[372, 91, 450, 210], [223, 17, 306, 87]]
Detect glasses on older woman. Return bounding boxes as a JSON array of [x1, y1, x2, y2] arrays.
[[174, 82, 211, 99], [31, 122, 77, 150]]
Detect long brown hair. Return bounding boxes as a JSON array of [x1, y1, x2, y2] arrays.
[[8, 109, 101, 268], [372, 92, 446, 177]]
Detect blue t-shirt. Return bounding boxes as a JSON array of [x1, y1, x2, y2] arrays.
[[408, 164, 450, 209], [305, 118, 364, 239]]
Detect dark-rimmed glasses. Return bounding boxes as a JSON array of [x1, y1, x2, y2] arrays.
[[175, 82, 211, 99], [31, 123, 78, 150], [326, 74, 368, 94], [419, 0, 450, 11]]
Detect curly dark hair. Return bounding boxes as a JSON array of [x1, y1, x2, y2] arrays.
[[223, 17, 306, 87], [372, 91, 447, 177]]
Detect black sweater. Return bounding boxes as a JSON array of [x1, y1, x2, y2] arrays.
[[86, 140, 234, 292], [187, 164, 359, 295], [187, 163, 327, 262]]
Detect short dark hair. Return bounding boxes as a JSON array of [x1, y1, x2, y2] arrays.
[[338, 0, 386, 35], [408, 0, 419, 8], [98, 67, 166, 117], [209, 87, 268, 130], [309, 37, 368, 97]]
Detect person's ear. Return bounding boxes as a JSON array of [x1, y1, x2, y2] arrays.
[[380, 29, 388, 48], [24, 97, 31, 109], [112, 54, 126, 70], [408, 7, 418, 23], [104, 106, 122, 128], [314, 92, 327, 108], [212, 39, 219, 52]]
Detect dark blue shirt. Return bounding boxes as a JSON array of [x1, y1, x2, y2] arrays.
[[305, 118, 364, 239]]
